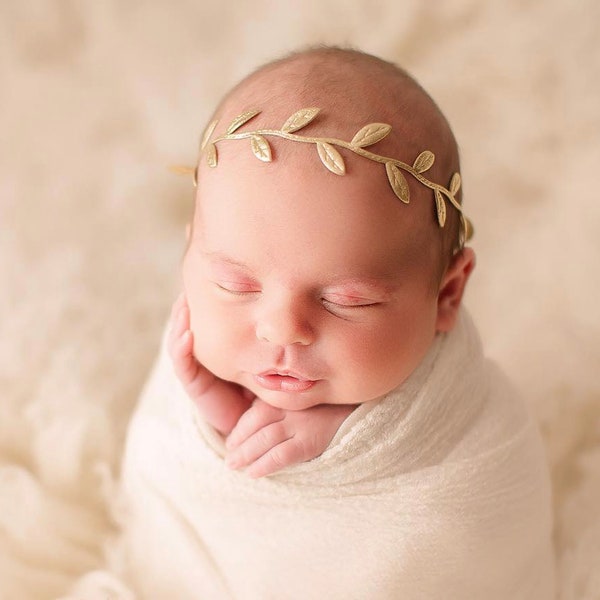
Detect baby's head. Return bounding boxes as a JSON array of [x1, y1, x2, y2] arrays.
[[182, 47, 475, 410]]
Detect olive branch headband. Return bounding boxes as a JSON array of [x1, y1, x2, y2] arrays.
[[175, 107, 473, 245]]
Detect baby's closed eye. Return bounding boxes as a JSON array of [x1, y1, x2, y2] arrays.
[[213, 279, 261, 295], [321, 293, 382, 308]]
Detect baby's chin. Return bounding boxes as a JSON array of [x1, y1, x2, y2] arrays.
[[242, 380, 328, 411]]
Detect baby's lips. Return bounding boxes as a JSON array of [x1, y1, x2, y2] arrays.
[[254, 373, 317, 393]]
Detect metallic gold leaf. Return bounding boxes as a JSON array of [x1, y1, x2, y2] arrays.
[[351, 123, 392, 148], [413, 150, 435, 173], [168, 165, 199, 187], [435, 189, 447, 227], [250, 135, 272, 162], [317, 142, 345, 175], [281, 107, 320, 133], [463, 216, 474, 240], [206, 143, 217, 168], [385, 162, 410, 204], [449, 172, 461, 195], [168, 165, 195, 176], [226, 109, 261, 134], [200, 119, 218, 150]]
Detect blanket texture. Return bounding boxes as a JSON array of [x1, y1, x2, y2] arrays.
[[119, 310, 555, 599]]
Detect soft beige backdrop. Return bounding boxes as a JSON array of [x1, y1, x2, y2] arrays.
[[1, 1, 599, 598]]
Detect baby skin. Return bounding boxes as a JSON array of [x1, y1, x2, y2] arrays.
[[168, 292, 354, 478], [169, 48, 474, 479]]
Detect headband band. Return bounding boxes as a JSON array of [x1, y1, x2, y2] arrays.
[[185, 107, 473, 246]]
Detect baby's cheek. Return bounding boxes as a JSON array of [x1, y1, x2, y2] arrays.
[[340, 330, 420, 399], [187, 298, 242, 382], [190, 311, 226, 369]]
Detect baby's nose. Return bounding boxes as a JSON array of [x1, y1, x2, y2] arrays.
[[255, 299, 315, 347]]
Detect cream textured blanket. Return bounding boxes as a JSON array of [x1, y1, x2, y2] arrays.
[[119, 310, 555, 599]]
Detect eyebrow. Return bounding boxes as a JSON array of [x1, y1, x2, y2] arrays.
[[200, 250, 254, 272], [325, 278, 396, 297], [200, 250, 397, 294]]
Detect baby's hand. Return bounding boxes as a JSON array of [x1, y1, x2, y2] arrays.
[[168, 293, 253, 435], [168, 292, 355, 477], [225, 398, 355, 478]]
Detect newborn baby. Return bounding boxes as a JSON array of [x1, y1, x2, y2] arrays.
[[120, 47, 555, 599]]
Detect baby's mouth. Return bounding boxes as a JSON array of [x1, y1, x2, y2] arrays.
[[253, 370, 317, 393]]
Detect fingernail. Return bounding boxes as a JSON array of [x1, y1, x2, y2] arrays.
[[225, 456, 240, 469]]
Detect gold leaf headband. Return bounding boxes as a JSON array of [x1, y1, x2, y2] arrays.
[[184, 107, 473, 246]]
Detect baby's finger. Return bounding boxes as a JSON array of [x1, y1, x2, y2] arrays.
[[171, 326, 193, 363], [169, 293, 190, 334], [244, 438, 303, 479], [171, 331, 201, 387], [168, 304, 191, 355], [171, 291, 186, 317], [225, 421, 290, 470], [169, 293, 188, 334], [226, 401, 284, 450]]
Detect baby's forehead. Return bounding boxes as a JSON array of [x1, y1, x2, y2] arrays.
[[194, 144, 440, 285]]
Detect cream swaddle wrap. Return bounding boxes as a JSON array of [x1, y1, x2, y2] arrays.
[[120, 309, 555, 599]]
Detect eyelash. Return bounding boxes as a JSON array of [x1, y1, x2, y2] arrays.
[[214, 282, 260, 296], [321, 298, 379, 310], [217, 284, 378, 309]]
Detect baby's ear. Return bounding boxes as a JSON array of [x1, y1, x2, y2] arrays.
[[435, 247, 476, 332]]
